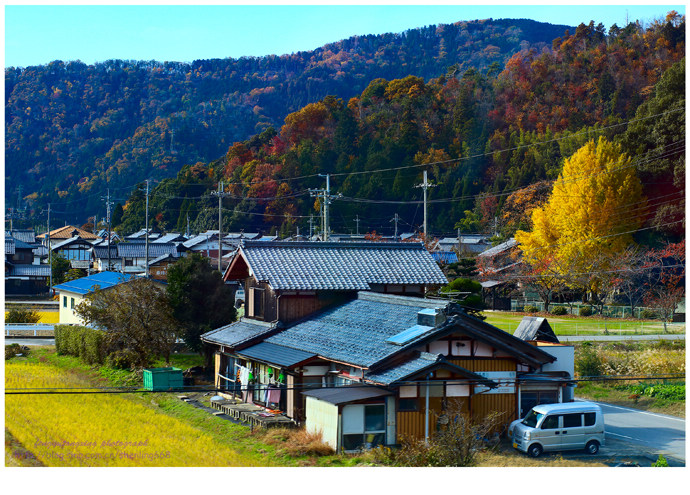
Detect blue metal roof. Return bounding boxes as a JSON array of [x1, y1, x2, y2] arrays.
[[52, 271, 134, 295], [237, 342, 316, 367]]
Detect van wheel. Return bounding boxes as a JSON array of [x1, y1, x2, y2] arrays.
[[527, 444, 543, 458], [585, 440, 600, 455]]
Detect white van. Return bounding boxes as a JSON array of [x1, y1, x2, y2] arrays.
[[509, 402, 605, 457]]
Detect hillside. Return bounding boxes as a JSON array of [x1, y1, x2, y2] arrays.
[[6, 18, 571, 221], [113, 15, 684, 241]]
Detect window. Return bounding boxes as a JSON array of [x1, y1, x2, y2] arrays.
[[70, 298, 75, 309], [342, 404, 387, 451], [398, 398, 419, 412], [584, 412, 596, 426], [249, 288, 264, 318], [541, 415, 560, 429], [63, 296, 67, 308], [563, 413, 582, 428]]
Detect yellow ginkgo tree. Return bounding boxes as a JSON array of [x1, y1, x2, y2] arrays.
[[515, 137, 646, 308]]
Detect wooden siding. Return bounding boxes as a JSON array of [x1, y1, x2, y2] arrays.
[[396, 397, 470, 441], [278, 293, 349, 324], [448, 358, 517, 372], [471, 393, 518, 425], [214, 352, 221, 389]]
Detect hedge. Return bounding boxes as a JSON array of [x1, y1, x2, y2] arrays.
[[54, 325, 106, 365]]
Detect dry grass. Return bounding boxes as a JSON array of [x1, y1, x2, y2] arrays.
[[257, 427, 335, 457], [476, 447, 608, 467]]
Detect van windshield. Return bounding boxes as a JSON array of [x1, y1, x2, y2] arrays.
[[522, 409, 543, 428]]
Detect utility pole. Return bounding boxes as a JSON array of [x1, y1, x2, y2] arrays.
[[308, 215, 315, 239], [145, 180, 150, 278], [391, 213, 399, 241], [355, 215, 361, 235], [309, 174, 340, 241], [415, 170, 436, 239], [212, 181, 231, 272], [102, 189, 114, 271], [47, 203, 52, 291]]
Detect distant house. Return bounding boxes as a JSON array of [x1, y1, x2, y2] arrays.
[[477, 238, 521, 311], [432, 235, 491, 256], [203, 241, 574, 451], [51, 236, 94, 270], [5, 236, 50, 296], [52, 271, 135, 325], [147, 253, 180, 281], [92, 242, 179, 274], [37, 225, 98, 248]]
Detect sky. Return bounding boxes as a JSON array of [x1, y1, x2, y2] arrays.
[[3, 2, 685, 68]]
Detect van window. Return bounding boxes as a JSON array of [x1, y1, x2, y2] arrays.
[[522, 409, 543, 428], [584, 412, 596, 426], [541, 415, 560, 429], [563, 413, 582, 428]]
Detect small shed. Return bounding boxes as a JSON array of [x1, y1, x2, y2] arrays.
[[513, 317, 559, 344]]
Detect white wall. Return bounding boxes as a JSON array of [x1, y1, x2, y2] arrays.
[[58, 291, 87, 325], [539, 345, 575, 376], [305, 397, 339, 450]]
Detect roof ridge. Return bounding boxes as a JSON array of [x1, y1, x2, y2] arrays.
[[243, 240, 425, 249]]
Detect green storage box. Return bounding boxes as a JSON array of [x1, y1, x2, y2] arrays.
[[143, 367, 184, 391]]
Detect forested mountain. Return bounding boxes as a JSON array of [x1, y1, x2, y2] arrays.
[[6, 18, 571, 220], [112, 14, 684, 243]]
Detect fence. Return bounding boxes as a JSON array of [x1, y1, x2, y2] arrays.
[[511, 300, 674, 319]]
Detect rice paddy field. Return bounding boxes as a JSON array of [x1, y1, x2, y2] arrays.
[[5, 360, 271, 467], [484, 312, 685, 336]]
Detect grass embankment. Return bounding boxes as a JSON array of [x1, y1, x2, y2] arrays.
[[573, 341, 685, 417], [485, 312, 684, 336]]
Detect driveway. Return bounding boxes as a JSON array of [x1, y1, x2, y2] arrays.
[[585, 400, 685, 465]]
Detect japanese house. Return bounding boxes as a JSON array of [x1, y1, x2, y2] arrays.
[[203, 241, 574, 452]]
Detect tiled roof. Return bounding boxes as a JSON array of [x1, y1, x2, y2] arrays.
[[266, 292, 447, 368], [92, 245, 118, 259], [7, 229, 37, 245], [37, 226, 98, 240], [364, 352, 496, 386], [8, 264, 51, 277], [52, 271, 135, 295], [236, 241, 447, 290], [116, 243, 179, 258], [477, 238, 517, 258], [51, 236, 94, 251], [152, 233, 186, 244], [201, 318, 276, 349], [5, 238, 15, 255]]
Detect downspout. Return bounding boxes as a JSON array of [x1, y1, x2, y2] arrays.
[[424, 373, 431, 444]]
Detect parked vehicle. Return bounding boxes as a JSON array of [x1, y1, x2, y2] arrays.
[[509, 401, 605, 457], [234, 288, 245, 308]]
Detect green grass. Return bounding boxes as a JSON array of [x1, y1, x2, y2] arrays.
[[484, 312, 685, 336]]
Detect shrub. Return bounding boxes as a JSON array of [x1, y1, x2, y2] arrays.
[[641, 309, 658, 319], [579, 306, 593, 317], [551, 306, 567, 316], [652, 454, 669, 467], [54, 325, 106, 365], [524, 305, 539, 313], [379, 404, 502, 467], [5, 307, 41, 323], [576, 345, 603, 378], [5, 344, 30, 360], [106, 349, 138, 370]]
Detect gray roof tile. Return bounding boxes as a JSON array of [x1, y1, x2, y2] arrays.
[[238, 241, 447, 290], [201, 318, 276, 349]]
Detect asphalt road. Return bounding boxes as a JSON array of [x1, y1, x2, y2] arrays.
[[587, 400, 686, 464], [5, 338, 55, 346]]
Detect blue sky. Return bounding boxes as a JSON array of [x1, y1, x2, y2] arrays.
[[4, 3, 685, 68]]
